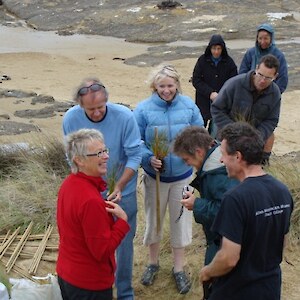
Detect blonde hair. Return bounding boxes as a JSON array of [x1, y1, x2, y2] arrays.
[[149, 64, 182, 94]]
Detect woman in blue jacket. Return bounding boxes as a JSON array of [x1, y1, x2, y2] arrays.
[[134, 64, 204, 294], [192, 34, 237, 136], [239, 23, 288, 94]]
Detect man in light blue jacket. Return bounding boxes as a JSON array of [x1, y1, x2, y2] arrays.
[[63, 78, 141, 300]]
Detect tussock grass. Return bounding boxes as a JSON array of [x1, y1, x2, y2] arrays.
[[0, 134, 69, 233], [268, 155, 300, 245]]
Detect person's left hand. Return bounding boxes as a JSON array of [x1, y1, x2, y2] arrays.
[[105, 201, 128, 221]]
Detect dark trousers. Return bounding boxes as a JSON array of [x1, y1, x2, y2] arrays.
[[58, 276, 112, 300]]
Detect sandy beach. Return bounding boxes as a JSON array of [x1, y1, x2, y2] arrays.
[[0, 25, 299, 157]]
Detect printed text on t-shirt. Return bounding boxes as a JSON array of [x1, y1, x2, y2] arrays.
[[255, 204, 290, 217]]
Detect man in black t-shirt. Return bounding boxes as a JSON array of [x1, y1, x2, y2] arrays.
[[199, 122, 293, 300]]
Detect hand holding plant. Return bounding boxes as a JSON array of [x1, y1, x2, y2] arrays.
[[150, 129, 169, 173], [150, 127, 169, 234], [106, 163, 123, 202]]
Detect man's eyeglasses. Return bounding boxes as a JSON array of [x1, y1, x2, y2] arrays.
[[255, 71, 274, 82], [78, 83, 105, 96], [86, 148, 109, 158]]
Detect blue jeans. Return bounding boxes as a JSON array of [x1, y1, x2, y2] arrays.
[[116, 191, 137, 300]]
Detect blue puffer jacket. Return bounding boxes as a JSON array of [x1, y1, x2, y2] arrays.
[[190, 145, 239, 264], [134, 92, 204, 182], [239, 23, 288, 93]]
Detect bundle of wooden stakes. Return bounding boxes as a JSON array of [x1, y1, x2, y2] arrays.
[[0, 223, 58, 282]]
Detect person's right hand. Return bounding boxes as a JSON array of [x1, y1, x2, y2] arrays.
[[150, 156, 162, 172], [105, 201, 128, 221], [210, 92, 218, 102], [181, 193, 196, 210]]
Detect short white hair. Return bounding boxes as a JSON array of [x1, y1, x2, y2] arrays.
[[66, 128, 104, 173]]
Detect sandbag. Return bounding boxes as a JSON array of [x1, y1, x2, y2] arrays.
[[10, 274, 62, 300], [0, 282, 9, 300]]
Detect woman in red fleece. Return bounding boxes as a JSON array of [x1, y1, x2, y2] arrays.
[[56, 128, 130, 300]]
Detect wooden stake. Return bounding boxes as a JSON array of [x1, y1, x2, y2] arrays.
[[0, 227, 20, 259], [3, 251, 56, 262], [155, 171, 161, 234], [1, 256, 39, 283], [0, 233, 58, 242], [154, 127, 161, 235], [0, 230, 11, 246], [6, 222, 33, 273], [29, 224, 53, 275]]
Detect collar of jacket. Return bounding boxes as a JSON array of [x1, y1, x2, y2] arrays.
[[71, 172, 107, 192], [152, 92, 180, 107]]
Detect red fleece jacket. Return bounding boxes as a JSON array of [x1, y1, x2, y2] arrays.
[[56, 172, 130, 291]]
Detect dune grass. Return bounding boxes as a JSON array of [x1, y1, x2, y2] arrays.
[[267, 155, 300, 245], [0, 134, 299, 298], [0, 134, 69, 233]]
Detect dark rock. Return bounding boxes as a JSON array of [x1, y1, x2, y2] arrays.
[[157, 1, 182, 9], [0, 114, 10, 120], [51, 101, 74, 113], [3, 0, 300, 44], [56, 29, 75, 36], [113, 57, 126, 61], [31, 94, 55, 105], [0, 89, 37, 98], [14, 107, 56, 119], [14, 101, 74, 118], [0, 75, 11, 80], [0, 121, 40, 135]]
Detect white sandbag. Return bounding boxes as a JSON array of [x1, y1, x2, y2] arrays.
[[0, 282, 9, 300], [10, 274, 62, 300]]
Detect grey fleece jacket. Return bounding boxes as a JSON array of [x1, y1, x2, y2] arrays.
[[211, 70, 281, 141]]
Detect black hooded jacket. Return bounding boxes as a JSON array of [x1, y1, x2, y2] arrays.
[[192, 34, 237, 125]]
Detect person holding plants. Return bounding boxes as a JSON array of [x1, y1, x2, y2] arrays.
[[133, 64, 204, 294], [56, 128, 130, 300], [62, 78, 141, 300], [173, 126, 239, 300], [211, 54, 281, 166]]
